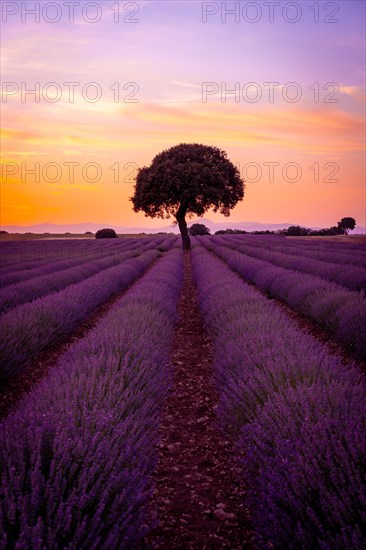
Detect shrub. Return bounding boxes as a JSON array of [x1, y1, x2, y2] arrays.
[[286, 225, 310, 236], [215, 229, 247, 235], [191, 243, 366, 548], [95, 228, 118, 239], [0, 249, 184, 548], [189, 223, 210, 236]]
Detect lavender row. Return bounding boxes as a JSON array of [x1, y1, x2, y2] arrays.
[[231, 234, 366, 268], [234, 233, 366, 253], [0, 243, 116, 281], [0, 239, 118, 271], [208, 235, 366, 291], [0, 238, 169, 312], [0, 247, 183, 549], [0, 247, 166, 382], [191, 242, 366, 548], [0, 239, 136, 282], [202, 239, 366, 360], [0, 237, 169, 288]]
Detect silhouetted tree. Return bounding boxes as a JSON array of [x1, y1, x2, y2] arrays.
[[286, 225, 310, 236], [337, 217, 356, 235], [95, 228, 118, 239], [215, 228, 247, 235], [309, 226, 344, 236], [131, 143, 244, 250], [189, 223, 210, 236]]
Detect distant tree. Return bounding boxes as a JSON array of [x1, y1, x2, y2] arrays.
[[215, 228, 247, 235], [330, 225, 344, 235], [0, 230, 9, 234], [251, 230, 275, 235], [286, 225, 310, 236], [95, 228, 118, 239], [310, 226, 344, 236], [131, 143, 245, 250], [189, 223, 210, 236], [84, 231, 93, 235], [337, 217, 356, 235]]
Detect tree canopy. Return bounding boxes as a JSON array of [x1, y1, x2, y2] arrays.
[[189, 223, 211, 236], [131, 143, 244, 249], [286, 225, 310, 236], [338, 217, 356, 235], [95, 228, 118, 239]]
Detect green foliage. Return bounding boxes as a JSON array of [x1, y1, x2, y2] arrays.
[[309, 226, 344, 236], [131, 143, 244, 249], [95, 228, 118, 239], [215, 228, 247, 235], [131, 143, 245, 219], [286, 226, 310, 236], [189, 223, 210, 236], [338, 217, 356, 235]]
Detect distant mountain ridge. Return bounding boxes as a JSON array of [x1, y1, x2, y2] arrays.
[[2, 220, 365, 234]]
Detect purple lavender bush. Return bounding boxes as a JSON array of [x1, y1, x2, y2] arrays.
[[0, 247, 166, 382], [191, 241, 366, 548], [0, 237, 161, 287], [0, 238, 169, 312], [0, 248, 183, 549], [202, 238, 366, 360], [240, 382, 366, 548], [222, 234, 366, 268], [0, 239, 118, 277], [212, 236, 366, 291]]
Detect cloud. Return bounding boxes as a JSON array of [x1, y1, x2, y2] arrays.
[[2, 98, 365, 163], [339, 86, 365, 103]]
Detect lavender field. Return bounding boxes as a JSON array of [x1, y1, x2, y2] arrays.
[[0, 235, 365, 548]]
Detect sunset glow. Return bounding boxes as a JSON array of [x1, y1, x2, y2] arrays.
[[1, 0, 365, 230]]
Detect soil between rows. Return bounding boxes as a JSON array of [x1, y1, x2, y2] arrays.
[[1, 247, 363, 548], [141, 252, 255, 549], [0, 255, 163, 420]]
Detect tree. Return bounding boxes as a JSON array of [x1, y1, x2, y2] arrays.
[[131, 143, 245, 250], [337, 217, 356, 235], [215, 228, 247, 235], [286, 225, 310, 236], [189, 223, 210, 236], [95, 228, 118, 239], [310, 226, 344, 236]]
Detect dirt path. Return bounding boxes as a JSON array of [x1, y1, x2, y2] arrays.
[[143, 252, 255, 549]]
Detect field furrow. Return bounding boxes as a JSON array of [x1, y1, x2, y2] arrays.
[[0, 238, 155, 287], [227, 234, 366, 268], [0, 234, 365, 548], [209, 235, 366, 291], [191, 240, 366, 548], [0, 240, 176, 382], [0, 247, 183, 549], [202, 237, 366, 360], [0, 238, 169, 312]]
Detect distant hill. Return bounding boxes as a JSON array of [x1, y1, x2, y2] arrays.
[[1, 220, 365, 234]]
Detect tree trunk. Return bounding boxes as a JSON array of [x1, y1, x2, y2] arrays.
[[176, 207, 190, 250]]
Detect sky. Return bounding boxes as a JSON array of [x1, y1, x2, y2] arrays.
[[1, 0, 365, 230]]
